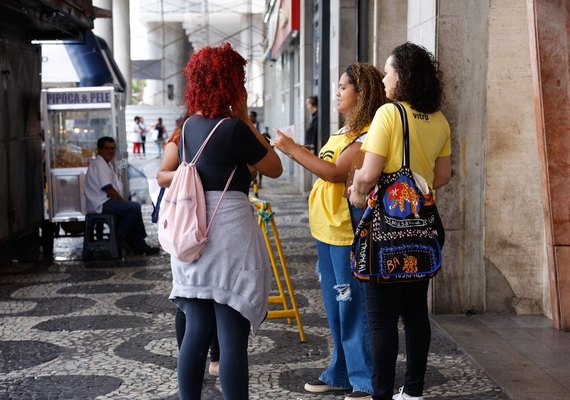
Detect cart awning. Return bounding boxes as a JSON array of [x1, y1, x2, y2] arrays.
[[65, 31, 126, 91], [42, 31, 126, 91]]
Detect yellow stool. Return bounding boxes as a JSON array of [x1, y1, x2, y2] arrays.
[[250, 196, 306, 342]]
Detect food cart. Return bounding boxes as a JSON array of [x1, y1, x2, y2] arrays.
[[41, 86, 128, 247]]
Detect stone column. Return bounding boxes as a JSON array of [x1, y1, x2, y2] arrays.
[[112, 0, 131, 101], [93, 0, 113, 51], [528, 0, 570, 329], [370, 0, 407, 68]]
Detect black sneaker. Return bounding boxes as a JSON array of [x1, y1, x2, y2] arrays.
[[304, 379, 349, 393], [345, 391, 372, 400], [134, 244, 160, 255]]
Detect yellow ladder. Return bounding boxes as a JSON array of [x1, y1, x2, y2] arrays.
[[250, 196, 306, 342]]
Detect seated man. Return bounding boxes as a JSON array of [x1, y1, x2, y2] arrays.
[[85, 137, 159, 255]]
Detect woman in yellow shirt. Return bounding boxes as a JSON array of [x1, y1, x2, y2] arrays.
[[349, 43, 451, 400], [272, 63, 386, 400]]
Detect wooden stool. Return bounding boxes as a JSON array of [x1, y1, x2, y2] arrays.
[[82, 213, 120, 260]]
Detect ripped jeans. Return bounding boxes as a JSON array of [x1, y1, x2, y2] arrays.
[[315, 240, 373, 394]]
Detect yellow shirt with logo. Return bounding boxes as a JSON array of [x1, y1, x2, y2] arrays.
[[362, 102, 451, 189], [308, 126, 368, 246]]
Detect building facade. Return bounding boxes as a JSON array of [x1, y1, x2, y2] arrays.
[[263, 0, 570, 329]]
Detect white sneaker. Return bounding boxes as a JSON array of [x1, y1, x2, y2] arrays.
[[392, 387, 424, 400]]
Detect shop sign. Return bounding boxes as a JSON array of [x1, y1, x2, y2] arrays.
[[46, 90, 112, 105]]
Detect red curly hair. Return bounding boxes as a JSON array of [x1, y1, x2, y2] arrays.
[[184, 43, 247, 118]]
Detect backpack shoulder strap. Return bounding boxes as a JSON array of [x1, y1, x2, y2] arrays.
[[186, 117, 230, 164], [205, 164, 237, 235]]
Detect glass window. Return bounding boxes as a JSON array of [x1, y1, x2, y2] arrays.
[[47, 109, 113, 168]]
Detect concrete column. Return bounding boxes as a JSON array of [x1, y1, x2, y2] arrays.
[[144, 22, 187, 106], [112, 0, 131, 101], [484, 0, 544, 316], [370, 0, 407, 72], [435, 0, 490, 314], [93, 0, 113, 51]]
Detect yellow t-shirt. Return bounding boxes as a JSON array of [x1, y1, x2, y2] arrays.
[[308, 126, 368, 246], [362, 102, 451, 188]]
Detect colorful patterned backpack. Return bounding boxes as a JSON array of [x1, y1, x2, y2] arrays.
[[350, 103, 444, 283]]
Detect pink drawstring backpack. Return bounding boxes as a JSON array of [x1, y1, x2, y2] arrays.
[[158, 118, 236, 263]]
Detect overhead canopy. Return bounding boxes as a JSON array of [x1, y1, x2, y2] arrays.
[[65, 31, 126, 91], [42, 31, 126, 91], [0, 0, 94, 41]]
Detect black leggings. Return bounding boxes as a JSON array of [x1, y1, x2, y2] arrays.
[[176, 298, 250, 400], [175, 307, 219, 361]]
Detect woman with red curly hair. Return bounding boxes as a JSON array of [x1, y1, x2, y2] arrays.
[[157, 43, 282, 400]]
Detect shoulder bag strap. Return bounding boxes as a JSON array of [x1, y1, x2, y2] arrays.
[[394, 102, 410, 168], [340, 130, 367, 154]]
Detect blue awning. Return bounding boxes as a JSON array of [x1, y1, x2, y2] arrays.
[[64, 31, 126, 91]]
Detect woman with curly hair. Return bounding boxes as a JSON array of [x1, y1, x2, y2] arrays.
[[348, 43, 451, 400], [271, 62, 387, 400], [157, 43, 282, 400]]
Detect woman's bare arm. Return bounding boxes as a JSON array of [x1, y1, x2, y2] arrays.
[[271, 130, 360, 182], [231, 97, 283, 178], [156, 141, 179, 187], [433, 156, 451, 189], [348, 151, 385, 207]]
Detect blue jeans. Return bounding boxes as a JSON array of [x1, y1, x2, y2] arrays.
[[102, 199, 147, 248], [176, 298, 250, 400], [366, 280, 431, 399], [348, 203, 364, 232], [316, 240, 373, 394]]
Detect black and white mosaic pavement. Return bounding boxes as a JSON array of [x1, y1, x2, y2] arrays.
[[0, 178, 509, 399]]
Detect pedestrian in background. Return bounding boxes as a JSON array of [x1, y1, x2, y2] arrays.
[[304, 95, 319, 154], [348, 42, 452, 400], [154, 117, 165, 157], [132, 116, 143, 155], [272, 62, 387, 400], [249, 110, 260, 131], [157, 42, 282, 400], [138, 116, 148, 156]]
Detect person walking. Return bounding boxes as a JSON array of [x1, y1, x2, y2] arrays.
[[154, 117, 166, 156], [348, 42, 452, 400], [271, 63, 387, 400], [138, 116, 148, 156], [157, 43, 282, 400], [131, 116, 143, 155]]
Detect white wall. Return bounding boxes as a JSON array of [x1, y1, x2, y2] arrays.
[[407, 0, 436, 53]]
